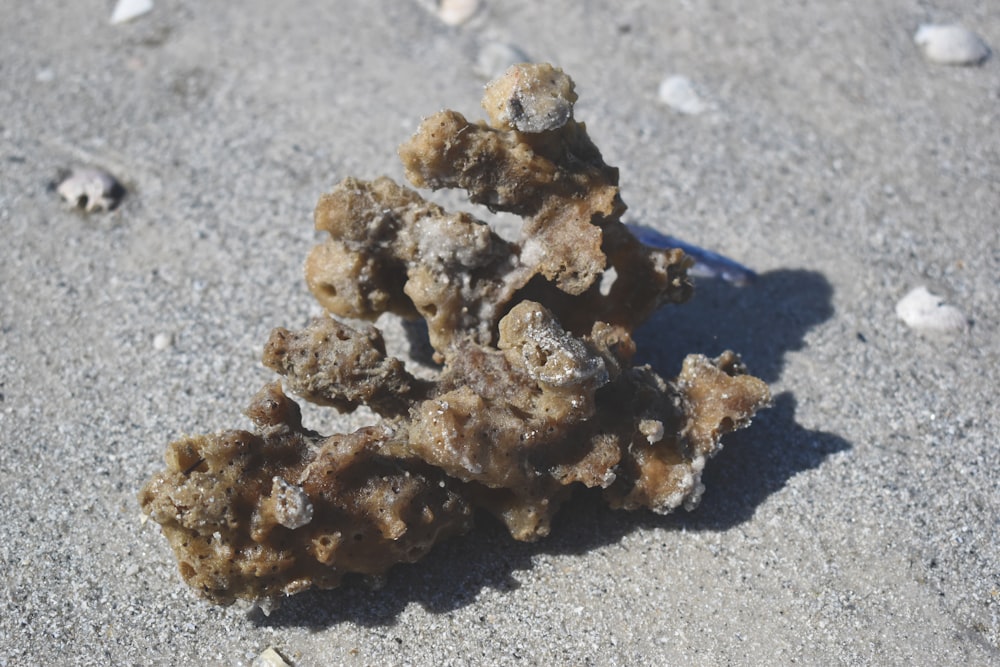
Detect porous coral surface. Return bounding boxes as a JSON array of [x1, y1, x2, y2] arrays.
[[139, 63, 771, 605]]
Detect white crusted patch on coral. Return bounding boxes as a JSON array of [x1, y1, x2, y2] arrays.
[[483, 63, 577, 132], [270, 476, 314, 529]]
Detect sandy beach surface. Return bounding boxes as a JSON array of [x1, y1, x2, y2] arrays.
[[2, 1, 998, 665]]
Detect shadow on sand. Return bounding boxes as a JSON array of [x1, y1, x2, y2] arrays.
[[255, 268, 851, 628]]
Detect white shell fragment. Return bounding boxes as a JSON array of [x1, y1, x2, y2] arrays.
[[436, 0, 479, 26], [56, 167, 125, 213], [251, 647, 290, 667], [657, 75, 706, 115], [152, 332, 173, 351], [110, 0, 154, 25], [914, 24, 991, 66], [895, 286, 968, 335], [639, 419, 665, 444]]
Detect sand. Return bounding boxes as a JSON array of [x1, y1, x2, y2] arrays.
[[1, 1, 998, 664]]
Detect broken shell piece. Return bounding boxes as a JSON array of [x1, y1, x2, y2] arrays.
[[433, 0, 479, 26], [914, 24, 990, 66], [895, 286, 968, 335], [152, 332, 173, 350], [251, 648, 290, 667], [110, 0, 154, 25], [56, 167, 125, 213], [657, 75, 706, 115]]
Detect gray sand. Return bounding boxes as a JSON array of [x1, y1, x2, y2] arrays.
[[2, 2, 998, 665]]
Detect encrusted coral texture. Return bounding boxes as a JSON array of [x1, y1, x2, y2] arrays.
[[140, 63, 771, 605]]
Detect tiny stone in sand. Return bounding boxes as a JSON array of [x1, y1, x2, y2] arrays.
[[152, 333, 173, 351], [436, 0, 479, 26], [56, 167, 125, 213], [657, 75, 706, 115], [110, 0, 154, 25], [914, 24, 990, 66]]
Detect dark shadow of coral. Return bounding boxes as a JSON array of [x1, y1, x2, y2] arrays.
[[666, 391, 849, 529], [255, 269, 851, 628], [633, 269, 835, 383]]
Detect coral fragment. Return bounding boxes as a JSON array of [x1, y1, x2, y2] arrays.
[[140, 63, 771, 606]]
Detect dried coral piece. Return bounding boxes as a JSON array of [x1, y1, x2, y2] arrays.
[[263, 314, 429, 416], [399, 63, 620, 296], [140, 63, 771, 606], [308, 175, 517, 356], [139, 382, 472, 604]]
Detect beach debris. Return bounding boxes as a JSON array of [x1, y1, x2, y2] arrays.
[[110, 0, 154, 25], [152, 333, 173, 351], [914, 24, 990, 66], [56, 167, 125, 213], [895, 286, 968, 335], [251, 647, 290, 667], [430, 0, 479, 26], [140, 63, 771, 606], [657, 75, 706, 115], [627, 225, 757, 285]]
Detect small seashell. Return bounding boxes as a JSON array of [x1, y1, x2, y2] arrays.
[[110, 0, 153, 25], [657, 75, 706, 115], [56, 167, 125, 213], [914, 24, 990, 66], [152, 332, 173, 350], [895, 286, 968, 335], [436, 0, 479, 26]]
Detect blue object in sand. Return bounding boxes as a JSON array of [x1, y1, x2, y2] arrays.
[[626, 224, 757, 286]]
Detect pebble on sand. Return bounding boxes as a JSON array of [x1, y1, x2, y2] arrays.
[[110, 0, 153, 25], [152, 333, 173, 351], [56, 167, 125, 213], [895, 286, 968, 335], [914, 24, 990, 66], [436, 0, 479, 26], [251, 647, 290, 667], [657, 75, 706, 115]]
